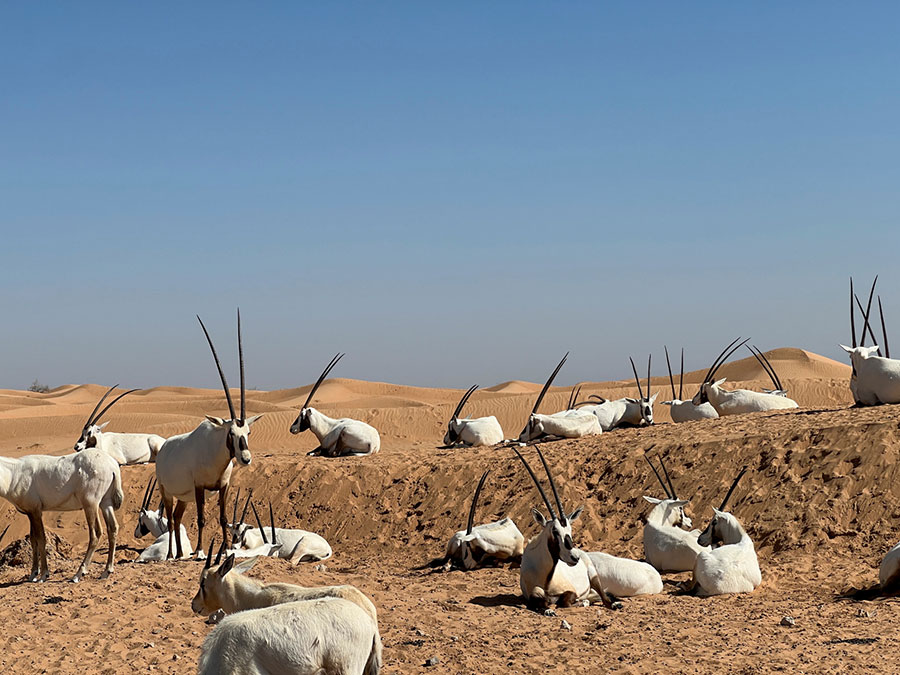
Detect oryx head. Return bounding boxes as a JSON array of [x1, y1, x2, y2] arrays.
[[447, 470, 491, 569], [697, 466, 747, 547], [134, 478, 163, 538], [692, 337, 751, 405], [747, 345, 788, 396], [74, 385, 140, 451], [627, 355, 657, 425], [198, 311, 263, 467], [444, 384, 479, 446], [643, 453, 692, 528], [841, 276, 890, 366], [512, 444, 583, 567], [518, 353, 568, 442], [192, 538, 257, 615], [290, 353, 345, 434]]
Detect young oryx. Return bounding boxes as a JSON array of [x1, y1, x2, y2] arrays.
[[156, 311, 263, 559], [641, 454, 707, 572], [511, 445, 619, 612], [842, 277, 900, 405], [577, 357, 657, 431], [687, 467, 761, 596], [442, 385, 504, 448], [518, 354, 601, 442], [659, 347, 718, 423], [443, 470, 525, 570], [134, 479, 193, 562], [692, 338, 798, 415], [290, 353, 381, 456], [0, 448, 123, 582], [74, 385, 165, 464]]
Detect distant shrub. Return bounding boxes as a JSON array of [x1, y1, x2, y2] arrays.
[[28, 379, 50, 394]]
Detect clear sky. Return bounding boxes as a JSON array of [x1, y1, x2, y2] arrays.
[[1, 3, 898, 391]]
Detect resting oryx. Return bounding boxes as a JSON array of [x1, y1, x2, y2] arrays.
[[443, 470, 524, 570], [0, 448, 123, 582], [74, 385, 164, 464], [230, 496, 329, 563], [511, 445, 619, 611], [156, 311, 263, 559], [518, 354, 601, 442], [687, 467, 761, 596], [443, 385, 504, 447], [842, 276, 900, 405], [659, 347, 718, 422], [880, 541, 900, 594], [642, 454, 707, 572], [290, 353, 381, 456], [692, 337, 799, 415], [576, 356, 657, 431], [134, 478, 193, 562]]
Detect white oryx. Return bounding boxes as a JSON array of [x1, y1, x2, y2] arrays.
[[134, 478, 193, 562], [641, 454, 707, 572], [659, 347, 718, 423], [692, 337, 799, 415], [518, 354, 601, 442], [842, 276, 900, 405], [0, 448, 123, 582], [74, 385, 164, 464], [444, 470, 525, 570], [576, 356, 657, 431], [511, 445, 619, 612], [156, 311, 264, 559], [229, 495, 326, 562], [443, 385, 504, 447], [688, 467, 761, 596], [290, 353, 381, 456]]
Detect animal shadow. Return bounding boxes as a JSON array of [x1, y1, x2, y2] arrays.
[[469, 593, 525, 608]]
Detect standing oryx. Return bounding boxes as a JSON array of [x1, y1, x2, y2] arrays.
[[156, 311, 263, 559], [518, 354, 601, 442], [577, 356, 657, 431], [692, 337, 798, 415], [290, 354, 381, 456], [659, 347, 718, 423], [443, 470, 524, 570], [74, 385, 165, 464], [443, 385, 504, 447]]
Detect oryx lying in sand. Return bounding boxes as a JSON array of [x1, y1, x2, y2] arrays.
[[443, 385, 504, 447], [642, 454, 707, 572], [518, 354, 601, 442], [0, 448, 122, 582], [576, 356, 657, 431], [660, 347, 718, 422], [134, 478, 193, 562], [444, 470, 524, 570], [74, 385, 164, 464], [230, 496, 327, 562], [156, 311, 263, 559], [880, 541, 900, 593], [687, 467, 761, 596], [193, 542, 381, 675], [290, 353, 381, 456], [692, 337, 799, 415]]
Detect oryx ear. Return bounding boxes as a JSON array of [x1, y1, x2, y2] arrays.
[[245, 414, 264, 426], [643, 496, 662, 504], [206, 416, 227, 426], [839, 344, 854, 354], [217, 553, 236, 577], [531, 508, 548, 527], [233, 556, 259, 575], [568, 505, 584, 522], [96, 421, 110, 431], [711, 507, 724, 516], [713, 378, 727, 387], [649, 392, 659, 404], [660, 400, 674, 406]]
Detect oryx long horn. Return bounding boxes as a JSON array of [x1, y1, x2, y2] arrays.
[[679, 348, 685, 400], [567, 384, 582, 411], [658, 454, 677, 500], [629, 357, 645, 400], [855, 294, 877, 348], [644, 454, 671, 499], [0, 524, 8, 548], [702, 337, 743, 385], [531, 353, 569, 416], [719, 466, 748, 512], [879, 296, 891, 359], [748, 346, 782, 392], [238, 308, 245, 423], [303, 353, 345, 410], [214, 537, 227, 565], [91, 388, 141, 427], [850, 277, 858, 349], [238, 489, 253, 527], [510, 445, 556, 519], [535, 445, 566, 525], [84, 385, 118, 429], [452, 385, 479, 420], [664, 346, 677, 400], [141, 478, 154, 511], [864, 276, 879, 346], [205, 536, 217, 570], [232, 487, 241, 526], [250, 501, 268, 545], [268, 501, 277, 545], [466, 470, 490, 535], [707, 337, 752, 384], [198, 315, 237, 420]]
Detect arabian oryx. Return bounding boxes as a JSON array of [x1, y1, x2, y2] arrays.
[[641, 454, 707, 572], [576, 356, 657, 431], [687, 467, 761, 596], [74, 385, 165, 464], [880, 541, 900, 594], [156, 311, 263, 559], [841, 276, 900, 405], [134, 478, 194, 562], [443, 385, 504, 447], [443, 470, 525, 570], [518, 354, 601, 442], [659, 347, 718, 422], [692, 337, 798, 415], [290, 353, 380, 456], [230, 495, 331, 563], [511, 445, 620, 612]]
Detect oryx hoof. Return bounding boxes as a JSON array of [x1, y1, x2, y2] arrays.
[[70, 573, 83, 583], [100, 569, 112, 580], [610, 600, 623, 611], [195, 550, 207, 561]]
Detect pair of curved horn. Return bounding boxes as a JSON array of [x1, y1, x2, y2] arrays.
[[511, 444, 568, 524], [644, 453, 677, 499], [466, 471, 490, 535], [198, 310, 246, 423], [664, 347, 685, 401], [451, 385, 479, 421], [702, 337, 751, 387], [140, 478, 158, 511], [747, 346, 783, 392], [250, 500, 277, 546], [573, 393, 607, 407], [852, 277, 891, 358], [83, 385, 141, 430], [302, 353, 345, 411], [566, 384, 583, 411], [719, 466, 748, 512], [204, 536, 230, 570]]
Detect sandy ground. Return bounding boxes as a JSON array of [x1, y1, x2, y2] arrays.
[[1, 348, 898, 673]]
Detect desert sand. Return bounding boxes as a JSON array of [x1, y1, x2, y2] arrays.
[[0, 347, 897, 674]]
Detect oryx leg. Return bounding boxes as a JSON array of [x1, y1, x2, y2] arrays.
[[161, 492, 176, 559], [26, 512, 45, 582], [73, 504, 101, 583], [99, 503, 118, 579], [194, 486, 207, 560], [525, 588, 552, 613], [172, 500, 188, 559], [319, 426, 346, 457]]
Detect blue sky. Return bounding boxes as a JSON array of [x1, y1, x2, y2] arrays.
[[1, 3, 898, 390]]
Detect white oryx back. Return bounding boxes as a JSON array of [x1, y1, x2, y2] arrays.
[[692, 509, 761, 596], [584, 551, 662, 596]]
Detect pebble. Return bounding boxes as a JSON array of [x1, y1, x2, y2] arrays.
[[561, 619, 572, 631], [314, 564, 327, 572], [781, 616, 796, 627], [425, 657, 440, 667]]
